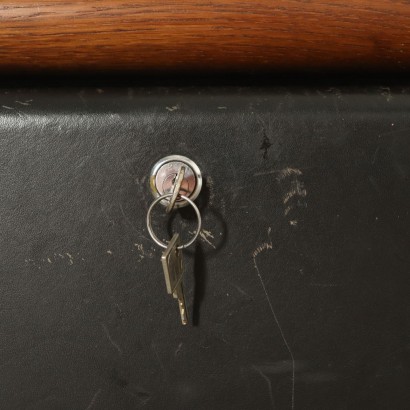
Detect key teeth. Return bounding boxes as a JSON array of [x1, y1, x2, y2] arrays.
[[179, 301, 188, 325]]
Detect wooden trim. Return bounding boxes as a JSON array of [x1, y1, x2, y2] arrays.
[[1, 1, 410, 73]]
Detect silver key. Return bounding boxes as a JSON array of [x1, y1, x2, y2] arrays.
[[161, 233, 188, 325]]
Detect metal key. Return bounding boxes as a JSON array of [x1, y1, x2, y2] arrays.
[[161, 233, 188, 325]]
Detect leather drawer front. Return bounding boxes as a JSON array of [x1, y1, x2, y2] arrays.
[[0, 87, 409, 409]]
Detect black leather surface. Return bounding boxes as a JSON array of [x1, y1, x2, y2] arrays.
[[0, 87, 409, 409]]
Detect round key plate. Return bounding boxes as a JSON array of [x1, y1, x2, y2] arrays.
[[149, 155, 202, 208]]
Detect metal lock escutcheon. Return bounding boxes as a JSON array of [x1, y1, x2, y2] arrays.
[[149, 155, 202, 208]]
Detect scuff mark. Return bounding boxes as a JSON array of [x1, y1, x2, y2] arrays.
[[275, 167, 303, 182], [252, 227, 273, 258], [189, 229, 216, 249], [101, 323, 122, 355], [166, 104, 179, 112], [174, 342, 183, 356], [283, 180, 307, 204], [232, 283, 252, 299], [84, 389, 102, 410], [27, 253, 85, 267], [252, 227, 295, 410], [134, 243, 144, 252], [199, 229, 216, 249], [273, 167, 308, 226], [284, 206, 292, 216], [65, 252, 74, 265], [260, 131, 272, 160], [253, 167, 302, 178], [24, 258, 40, 269], [15, 100, 32, 106], [134, 242, 154, 261]]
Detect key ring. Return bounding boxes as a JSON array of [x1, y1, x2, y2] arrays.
[[146, 193, 202, 249]]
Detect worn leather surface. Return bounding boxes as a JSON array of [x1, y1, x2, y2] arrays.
[[0, 87, 409, 409]]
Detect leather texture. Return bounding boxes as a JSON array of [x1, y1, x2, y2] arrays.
[[0, 86, 409, 409]]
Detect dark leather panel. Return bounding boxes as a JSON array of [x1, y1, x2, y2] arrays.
[[0, 87, 409, 409]]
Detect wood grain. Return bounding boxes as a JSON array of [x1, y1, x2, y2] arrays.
[[1, 0, 410, 74]]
